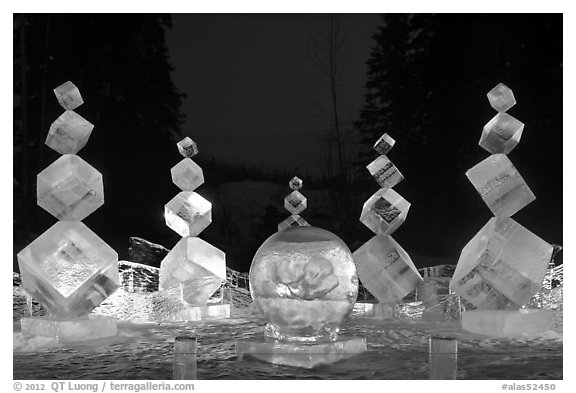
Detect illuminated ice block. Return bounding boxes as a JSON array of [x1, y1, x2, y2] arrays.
[[46, 111, 94, 155], [16, 221, 119, 317], [373, 133, 395, 155], [366, 155, 404, 189], [479, 113, 524, 155], [284, 190, 307, 215], [164, 191, 212, 237], [235, 337, 366, 369], [167, 304, 231, 321], [353, 235, 422, 303], [466, 154, 535, 217], [160, 237, 226, 306], [278, 214, 309, 231], [170, 158, 204, 191], [462, 309, 554, 337], [21, 315, 117, 343], [360, 188, 410, 235], [177, 137, 199, 158], [450, 217, 553, 309], [486, 83, 516, 113], [37, 154, 104, 221], [53, 81, 84, 111], [289, 176, 303, 190]]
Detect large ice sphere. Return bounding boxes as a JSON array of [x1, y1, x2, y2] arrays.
[[373, 133, 395, 155], [487, 83, 516, 113], [462, 309, 554, 337], [278, 214, 309, 231], [165, 191, 212, 237], [450, 217, 553, 309], [353, 234, 422, 303], [249, 226, 358, 342], [46, 111, 94, 155], [366, 155, 404, 189], [16, 221, 119, 317], [53, 81, 84, 111], [284, 190, 307, 215], [170, 158, 204, 191], [466, 154, 535, 217], [160, 237, 226, 306], [479, 113, 524, 155], [359, 188, 410, 235], [37, 154, 104, 221]]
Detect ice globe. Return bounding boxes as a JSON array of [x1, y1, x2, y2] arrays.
[[249, 226, 358, 342]]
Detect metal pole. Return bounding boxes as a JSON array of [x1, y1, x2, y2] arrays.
[[173, 336, 197, 380], [429, 335, 458, 380]]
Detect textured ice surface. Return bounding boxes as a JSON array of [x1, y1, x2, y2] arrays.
[[160, 237, 226, 306], [360, 188, 410, 235], [278, 214, 310, 231], [37, 154, 104, 221], [479, 113, 524, 155], [353, 235, 422, 303], [164, 191, 212, 237], [450, 217, 553, 309], [46, 111, 94, 155], [236, 337, 366, 368], [53, 81, 84, 111], [176, 137, 199, 158], [366, 155, 404, 189], [462, 309, 554, 337], [21, 315, 116, 343], [170, 158, 204, 191], [487, 83, 516, 113], [284, 190, 307, 215], [17, 221, 119, 317], [466, 154, 535, 217], [167, 304, 231, 321], [373, 133, 395, 155], [372, 301, 425, 320], [250, 226, 358, 342], [289, 176, 303, 191]]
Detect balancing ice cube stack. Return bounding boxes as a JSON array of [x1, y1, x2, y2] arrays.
[[450, 83, 554, 336], [353, 133, 423, 306], [17, 81, 119, 343], [278, 176, 310, 231], [159, 137, 229, 320]]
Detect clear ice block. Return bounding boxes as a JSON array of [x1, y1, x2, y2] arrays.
[[366, 155, 404, 189], [160, 237, 226, 306], [373, 133, 395, 155], [284, 190, 307, 215], [46, 111, 94, 155], [17, 221, 119, 317], [450, 217, 553, 309], [486, 83, 516, 113], [53, 81, 84, 111], [170, 158, 205, 191], [167, 304, 231, 321], [164, 191, 212, 237], [359, 188, 410, 235], [278, 214, 309, 231], [462, 309, 554, 337], [177, 137, 199, 158], [289, 176, 303, 191], [37, 154, 104, 221], [466, 154, 535, 217], [479, 112, 524, 155], [353, 235, 422, 304], [21, 315, 117, 343]]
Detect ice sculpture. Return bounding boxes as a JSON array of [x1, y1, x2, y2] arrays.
[[159, 138, 228, 320], [353, 133, 423, 306], [236, 178, 366, 368], [17, 81, 119, 343], [450, 83, 554, 336]]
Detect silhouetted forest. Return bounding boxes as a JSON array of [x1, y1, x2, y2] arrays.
[[13, 14, 562, 273]]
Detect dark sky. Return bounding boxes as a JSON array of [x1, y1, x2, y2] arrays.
[[165, 14, 380, 174]]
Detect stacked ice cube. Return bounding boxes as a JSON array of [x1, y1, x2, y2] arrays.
[[160, 137, 226, 306], [353, 133, 423, 304], [278, 176, 310, 230], [17, 81, 119, 342]]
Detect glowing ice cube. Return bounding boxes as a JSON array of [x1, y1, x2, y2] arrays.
[[164, 191, 212, 237], [46, 111, 94, 155], [53, 81, 84, 111], [360, 188, 410, 235], [479, 112, 524, 155], [486, 83, 516, 113], [171, 158, 204, 191]]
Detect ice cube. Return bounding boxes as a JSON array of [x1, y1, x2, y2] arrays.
[[53, 81, 84, 111], [479, 112, 524, 154], [359, 188, 410, 235], [366, 155, 404, 189], [466, 154, 535, 217], [170, 158, 204, 191], [278, 214, 309, 231], [373, 133, 395, 155], [176, 137, 199, 158], [164, 191, 212, 237], [487, 83, 516, 113], [284, 190, 307, 215], [462, 309, 554, 337], [289, 176, 303, 191], [46, 111, 94, 155], [21, 315, 117, 343]]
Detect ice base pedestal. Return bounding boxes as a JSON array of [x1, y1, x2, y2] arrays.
[[20, 315, 117, 343], [462, 309, 554, 337], [166, 304, 230, 321], [235, 337, 366, 369]]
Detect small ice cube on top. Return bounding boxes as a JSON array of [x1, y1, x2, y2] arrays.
[[373, 133, 395, 155], [487, 83, 516, 113], [54, 81, 84, 110], [177, 137, 199, 158], [289, 176, 303, 191]]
